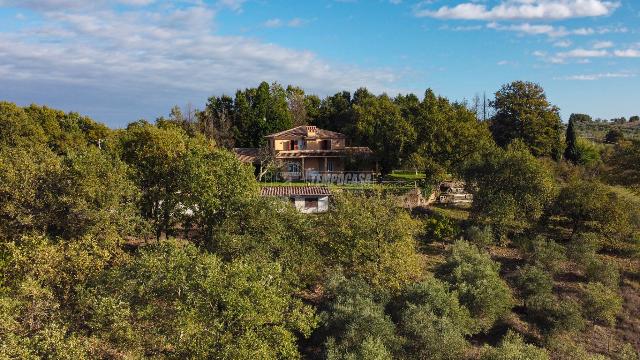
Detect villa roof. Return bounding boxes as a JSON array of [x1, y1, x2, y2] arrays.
[[265, 125, 346, 139], [261, 186, 332, 197]]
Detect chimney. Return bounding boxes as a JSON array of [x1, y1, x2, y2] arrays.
[[305, 126, 317, 137]]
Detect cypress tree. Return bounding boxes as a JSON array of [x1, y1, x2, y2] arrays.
[[564, 119, 580, 164]]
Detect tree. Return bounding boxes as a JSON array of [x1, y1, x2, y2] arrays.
[[412, 89, 495, 178], [317, 193, 423, 291], [630, 115, 640, 123], [554, 180, 640, 242], [490, 81, 563, 158], [480, 331, 549, 360], [0, 101, 47, 148], [564, 119, 580, 164], [606, 139, 640, 188], [569, 113, 592, 123], [353, 94, 416, 174], [198, 95, 236, 148], [286, 85, 309, 126], [605, 128, 624, 144], [464, 142, 556, 238], [439, 241, 513, 332]]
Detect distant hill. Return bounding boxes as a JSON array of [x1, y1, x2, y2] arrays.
[[574, 120, 640, 142]]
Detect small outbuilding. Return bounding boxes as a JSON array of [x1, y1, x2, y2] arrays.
[[261, 186, 331, 214]]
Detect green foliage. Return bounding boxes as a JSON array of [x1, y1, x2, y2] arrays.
[[465, 143, 556, 237], [439, 241, 513, 332], [490, 81, 563, 158], [480, 330, 549, 360], [322, 276, 401, 359], [525, 293, 585, 335], [210, 196, 323, 286], [465, 225, 495, 247], [565, 119, 580, 164], [523, 236, 566, 273], [515, 265, 554, 300], [555, 180, 640, 242], [582, 282, 623, 326], [585, 257, 620, 289], [317, 193, 424, 291], [395, 277, 472, 360], [0, 101, 47, 147], [423, 213, 459, 244], [606, 139, 640, 189], [575, 138, 602, 166], [353, 94, 416, 174], [119, 121, 258, 240], [606, 128, 624, 144]]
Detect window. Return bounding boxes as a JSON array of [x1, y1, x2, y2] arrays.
[[321, 139, 331, 150], [287, 162, 300, 173], [305, 197, 318, 209], [327, 159, 334, 172]]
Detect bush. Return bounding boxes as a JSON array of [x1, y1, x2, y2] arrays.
[[317, 193, 424, 292], [439, 241, 513, 333], [480, 330, 549, 360], [585, 258, 620, 289], [394, 277, 473, 334], [582, 282, 623, 326], [515, 265, 553, 300], [322, 276, 401, 358], [466, 225, 494, 247], [423, 215, 459, 244], [526, 295, 585, 334], [400, 305, 468, 360], [524, 236, 566, 273], [567, 233, 600, 266], [616, 343, 640, 360]]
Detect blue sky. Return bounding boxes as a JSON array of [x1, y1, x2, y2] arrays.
[[0, 0, 638, 127]]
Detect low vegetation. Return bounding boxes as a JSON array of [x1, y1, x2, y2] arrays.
[[1, 80, 639, 359]]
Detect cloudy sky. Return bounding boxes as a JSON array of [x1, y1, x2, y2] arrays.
[[0, 0, 638, 127]]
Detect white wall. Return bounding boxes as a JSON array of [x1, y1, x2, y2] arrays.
[[293, 196, 329, 214]]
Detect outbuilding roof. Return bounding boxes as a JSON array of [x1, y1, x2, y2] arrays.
[[261, 186, 332, 197]]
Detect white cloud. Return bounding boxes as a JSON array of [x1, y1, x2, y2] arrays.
[[593, 40, 614, 49], [0, 2, 404, 124], [263, 17, 310, 28], [613, 49, 640, 57], [555, 72, 636, 80], [557, 48, 609, 58], [415, 0, 620, 20], [553, 40, 572, 47], [486, 22, 595, 37], [264, 18, 283, 28]]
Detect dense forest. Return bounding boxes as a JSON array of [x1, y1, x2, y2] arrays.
[[0, 80, 639, 359]]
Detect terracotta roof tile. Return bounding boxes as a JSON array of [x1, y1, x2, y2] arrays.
[[265, 126, 346, 139], [261, 186, 332, 197]]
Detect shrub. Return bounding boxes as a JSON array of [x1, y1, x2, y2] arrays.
[[567, 233, 600, 266], [616, 343, 640, 360], [465, 225, 494, 247], [582, 282, 623, 326], [524, 236, 566, 273], [515, 265, 553, 300], [546, 335, 609, 360], [400, 304, 468, 360], [585, 258, 620, 289], [526, 295, 585, 334], [480, 330, 549, 360], [322, 276, 401, 358], [439, 241, 513, 333], [394, 277, 473, 334], [423, 215, 459, 244]]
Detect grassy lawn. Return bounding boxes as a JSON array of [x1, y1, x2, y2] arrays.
[[387, 170, 426, 181]]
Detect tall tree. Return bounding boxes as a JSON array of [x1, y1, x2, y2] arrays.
[[490, 81, 563, 158], [564, 119, 580, 164], [353, 94, 416, 174]]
